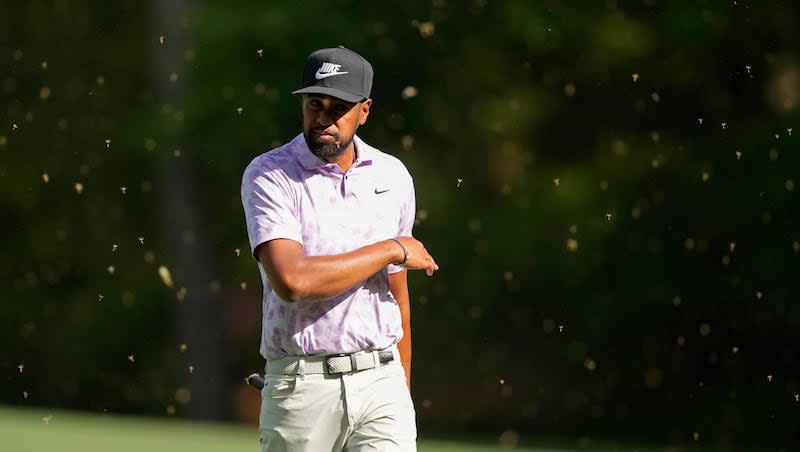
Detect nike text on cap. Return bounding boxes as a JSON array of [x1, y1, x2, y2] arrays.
[[292, 46, 373, 103]]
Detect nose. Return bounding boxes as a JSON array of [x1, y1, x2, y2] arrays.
[[316, 110, 335, 127]]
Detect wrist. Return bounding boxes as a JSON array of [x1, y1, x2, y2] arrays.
[[388, 238, 409, 266]]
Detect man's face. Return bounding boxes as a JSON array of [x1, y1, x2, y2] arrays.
[[302, 94, 372, 160]]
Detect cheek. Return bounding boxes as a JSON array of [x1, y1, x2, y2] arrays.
[[341, 115, 361, 134], [302, 115, 317, 131], [331, 123, 347, 137]]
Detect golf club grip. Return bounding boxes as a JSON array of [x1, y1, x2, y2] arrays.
[[246, 373, 265, 390]]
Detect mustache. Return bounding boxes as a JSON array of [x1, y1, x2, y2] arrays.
[[311, 126, 338, 135]]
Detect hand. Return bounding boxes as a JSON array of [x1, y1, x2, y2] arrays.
[[391, 236, 439, 276]]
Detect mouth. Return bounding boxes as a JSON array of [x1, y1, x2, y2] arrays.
[[312, 129, 338, 142]]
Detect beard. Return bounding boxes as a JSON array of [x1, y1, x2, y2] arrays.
[[304, 129, 353, 160]]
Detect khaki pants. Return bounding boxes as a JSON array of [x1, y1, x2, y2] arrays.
[[259, 357, 416, 451]]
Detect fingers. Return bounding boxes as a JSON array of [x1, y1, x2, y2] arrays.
[[426, 257, 439, 276], [426, 262, 437, 277], [419, 251, 438, 276], [394, 236, 439, 275]]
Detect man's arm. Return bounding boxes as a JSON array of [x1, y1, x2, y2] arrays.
[[256, 236, 437, 303], [389, 269, 412, 389]]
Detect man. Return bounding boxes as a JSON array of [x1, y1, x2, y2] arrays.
[[241, 46, 438, 451]]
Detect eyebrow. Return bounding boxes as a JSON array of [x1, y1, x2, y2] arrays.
[[307, 96, 354, 109]]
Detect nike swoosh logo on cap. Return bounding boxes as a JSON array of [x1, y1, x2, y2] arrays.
[[315, 69, 349, 80], [374, 188, 391, 194]]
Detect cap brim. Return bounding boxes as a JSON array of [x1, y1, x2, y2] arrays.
[[291, 86, 364, 103]]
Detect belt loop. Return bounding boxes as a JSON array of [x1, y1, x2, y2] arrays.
[[372, 350, 379, 368], [298, 358, 305, 378]]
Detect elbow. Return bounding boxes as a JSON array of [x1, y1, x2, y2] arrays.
[[273, 287, 299, 303], [272, 275, 306, 303], [285, 290, 304, 303]]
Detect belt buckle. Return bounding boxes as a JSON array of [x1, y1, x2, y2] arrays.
[[324, 353, 352, 375]]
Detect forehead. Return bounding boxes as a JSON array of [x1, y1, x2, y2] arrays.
[[303, 94, 355, 109]]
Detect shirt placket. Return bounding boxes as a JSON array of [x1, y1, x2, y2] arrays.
[[340, 167, 361, 203]]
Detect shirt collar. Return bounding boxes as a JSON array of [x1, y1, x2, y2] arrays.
[[352, 135, 374, 168], [292, 133, 374, 171]]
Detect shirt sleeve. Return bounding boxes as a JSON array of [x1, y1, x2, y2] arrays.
[[387, 165, 416, 274], [241, 160, 303, 258]]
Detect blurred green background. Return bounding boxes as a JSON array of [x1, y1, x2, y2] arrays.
[[2, 0, 799, 450]]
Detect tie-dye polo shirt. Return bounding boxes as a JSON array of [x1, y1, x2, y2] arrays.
[[241, 134, 415, 358]]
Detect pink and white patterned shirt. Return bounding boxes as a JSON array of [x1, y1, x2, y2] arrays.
[[241, 134, 416, 358]]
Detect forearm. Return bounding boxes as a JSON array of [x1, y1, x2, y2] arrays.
[[389, 270, 412, 389], [398, 313, 412, 388], [265, 239, 401, 302]]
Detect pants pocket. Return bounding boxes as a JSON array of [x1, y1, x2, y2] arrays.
[[263, 376, 299, 400]]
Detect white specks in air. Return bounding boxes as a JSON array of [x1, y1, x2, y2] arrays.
[[401, 86, 418, 100], [158, 266, 174, 288]]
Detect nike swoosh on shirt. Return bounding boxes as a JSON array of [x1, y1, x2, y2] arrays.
[[315, 70, 349, 80], [374, 188, 391, 194]]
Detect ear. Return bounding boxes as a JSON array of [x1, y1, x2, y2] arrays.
[[358, 99, 372, 125]]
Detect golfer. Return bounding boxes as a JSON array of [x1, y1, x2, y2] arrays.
[[241, 46, 438, 451]]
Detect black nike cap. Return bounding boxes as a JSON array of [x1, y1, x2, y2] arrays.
[[291, 46, 373, 103]]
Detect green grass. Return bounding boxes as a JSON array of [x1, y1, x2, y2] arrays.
[[1, 405, 540, 452], [0, 405, 699, 451]]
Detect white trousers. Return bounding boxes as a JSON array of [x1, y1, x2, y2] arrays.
[[259, 358, 417, 451]]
